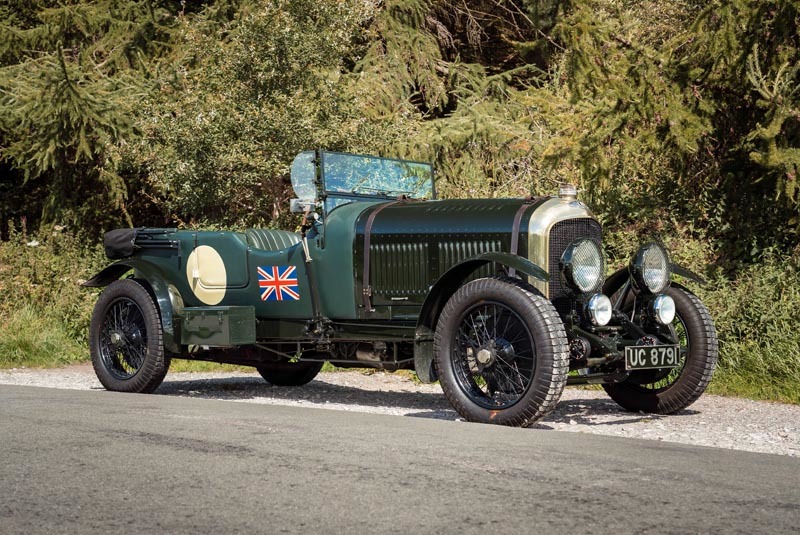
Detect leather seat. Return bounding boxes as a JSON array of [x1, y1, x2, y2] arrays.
[[244, 229, 301, 252]]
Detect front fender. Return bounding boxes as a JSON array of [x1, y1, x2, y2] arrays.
[[82, 263, 137, 288], [83, 260, 179, 353], [413, 252, 549, 383], [602, 263, 707, 297], [670, 263, 707, 285]]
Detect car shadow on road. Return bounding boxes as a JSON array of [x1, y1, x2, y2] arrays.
[[408, 397, 699, 427], [156, 375, 454, 413], [534, 398, 699, 429], [155, 376, 698, 428]]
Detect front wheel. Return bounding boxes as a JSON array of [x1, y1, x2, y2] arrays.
[[603, 286, 718, 413], [434, 277, 569, 427], [89, 279, 170, 393]]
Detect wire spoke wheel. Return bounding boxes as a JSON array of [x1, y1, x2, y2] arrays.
[[452, 302, 536, 409], [434, 277, 568, 427], [90, 279, 169, 393], [99, 298, 148, 380], [603, 286, 718, 414]]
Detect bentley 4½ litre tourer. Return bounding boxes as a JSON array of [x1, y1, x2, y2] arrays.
[[84, 151, 718, 426]]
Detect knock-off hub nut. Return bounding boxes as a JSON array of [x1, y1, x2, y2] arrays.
[[109, 331, 124, 346], [476, 348, 493, 365]]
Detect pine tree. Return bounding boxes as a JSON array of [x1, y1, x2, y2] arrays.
[[0, 1, 190, 232]]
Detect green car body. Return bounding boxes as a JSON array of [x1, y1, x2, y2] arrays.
[[85, 150, 719, 426]]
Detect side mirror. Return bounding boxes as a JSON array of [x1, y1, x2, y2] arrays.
[[290, 199, 317, 213]]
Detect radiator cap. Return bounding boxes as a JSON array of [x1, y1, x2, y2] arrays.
[[559, 184, 578, 200]]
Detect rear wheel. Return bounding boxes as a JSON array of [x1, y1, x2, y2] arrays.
[[603, 286, 718, 413], [256, 357, 324, 386], [434, 277, 568, 427], [89, 279, 169, 393]]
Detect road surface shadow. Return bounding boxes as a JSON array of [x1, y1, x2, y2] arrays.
[[155, 375, 697, 427], [157, 376, 453, 413], [536, 398, 699, 428]]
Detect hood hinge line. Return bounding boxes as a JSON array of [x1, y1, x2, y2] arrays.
[[362, 200, 402, 312], [508, 197, 542, 278]]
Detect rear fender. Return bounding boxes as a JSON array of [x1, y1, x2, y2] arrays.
[[413, 252, 549, 383], [83, 260, 179, 353]]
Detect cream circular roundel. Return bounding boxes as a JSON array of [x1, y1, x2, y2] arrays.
[[185, 245, 227, 305]]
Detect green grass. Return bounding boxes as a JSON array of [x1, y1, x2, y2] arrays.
[[696, 254, 800, 405], [708, 370, 800, 405], [0, 305, 86, 368], [167, 360, 255, 373]]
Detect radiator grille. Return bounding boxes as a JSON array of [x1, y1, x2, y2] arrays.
[[548, 218, 603, 316]]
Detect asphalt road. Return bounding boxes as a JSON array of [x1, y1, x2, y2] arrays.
[[1, 385, 798, 534]]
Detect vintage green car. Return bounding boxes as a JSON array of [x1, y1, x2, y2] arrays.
[[84, 150, 718, 426]]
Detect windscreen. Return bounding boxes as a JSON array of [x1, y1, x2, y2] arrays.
[[321, 151, 434, 199], [290, 151, 317, 200]]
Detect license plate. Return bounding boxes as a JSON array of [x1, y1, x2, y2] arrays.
[[624, 345, 681, 370]]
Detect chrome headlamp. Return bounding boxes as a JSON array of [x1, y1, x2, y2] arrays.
[[560, 239, 604, 295], [651, 294, 676, 325], [586, 294, 613, 326], [630, 243, 671, 294]]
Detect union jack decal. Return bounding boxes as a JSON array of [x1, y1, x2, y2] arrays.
[[257, 265, 300, 301]]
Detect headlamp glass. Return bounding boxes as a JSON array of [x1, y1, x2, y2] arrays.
[[586, 294, 613, 326], [561, 239, 604, 294], [631, 243, 671, 294]]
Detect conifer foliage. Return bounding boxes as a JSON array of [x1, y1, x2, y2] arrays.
[[0, 0, 798, 266], [356, 0, 800, 263], [0, 0, 191, 231]]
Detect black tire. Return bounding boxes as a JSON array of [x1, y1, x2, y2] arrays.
[[256, 357, 324, 386], [603, 286, 718, 414], [433, 277, 569, 427], [89, 279, 169, 393]]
